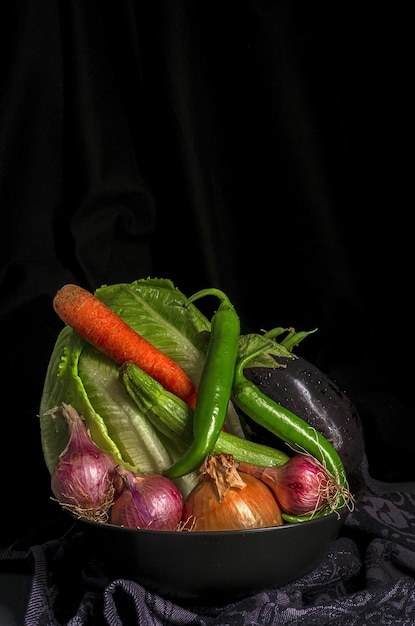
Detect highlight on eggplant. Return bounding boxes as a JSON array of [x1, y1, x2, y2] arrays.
[[242, 354, 366, 498]]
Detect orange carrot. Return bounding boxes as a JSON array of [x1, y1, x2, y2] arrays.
[[53, 284, 198, 409]]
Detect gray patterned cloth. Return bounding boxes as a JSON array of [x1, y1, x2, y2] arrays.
[[1, 459, 415, 626]]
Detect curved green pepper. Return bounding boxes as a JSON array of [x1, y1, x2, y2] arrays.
[[164, 288, 241, 479], [232, 344, 353, 522]]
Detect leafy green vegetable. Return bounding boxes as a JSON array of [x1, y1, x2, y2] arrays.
[[39, 279, 212, 477]]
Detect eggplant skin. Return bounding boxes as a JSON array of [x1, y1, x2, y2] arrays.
[[243, 355, 366, 481]]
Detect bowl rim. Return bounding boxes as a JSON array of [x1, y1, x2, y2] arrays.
[[68, 506, 348, 537]]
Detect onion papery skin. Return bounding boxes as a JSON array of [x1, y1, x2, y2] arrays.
[[52, 452, 118, 520], [110, 468, 184, 530], [238, 455, 333, 517], [51, 403, 119, 523], [182, 471, 283, 531]]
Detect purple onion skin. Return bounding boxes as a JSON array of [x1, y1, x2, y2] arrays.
[[51, 452, 116, 509], [50, 404, 119, 522], [243, 355, 365, 495], [111, 471, 184, 531]]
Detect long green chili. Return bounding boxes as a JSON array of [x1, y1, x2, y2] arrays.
[[163, 288, 241, 479], [232, 344, 353, 522]]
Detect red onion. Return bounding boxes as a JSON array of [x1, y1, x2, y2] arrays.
[[51, 403, 119, 522], [110, 466, 184, 530], [238, 454, 338, 516], [182, 454, 283, 531]]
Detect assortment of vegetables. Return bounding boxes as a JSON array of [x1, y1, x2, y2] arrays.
[[120, 361, 290, 469], [40, 277, 362, 532], [242, 353, 365, 496], [232, 346, 353, 522]]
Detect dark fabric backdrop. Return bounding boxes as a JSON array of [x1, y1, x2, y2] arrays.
[[1, 1, 413, 546]]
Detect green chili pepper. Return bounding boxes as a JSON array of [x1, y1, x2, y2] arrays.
[[163, 288, 241, 479], [232, 344, 353, 522]]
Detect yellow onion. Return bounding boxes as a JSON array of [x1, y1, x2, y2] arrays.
[[181, 454, 283, 531]]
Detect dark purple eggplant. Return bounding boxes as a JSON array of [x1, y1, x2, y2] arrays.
[[243, 354, 365, 495]]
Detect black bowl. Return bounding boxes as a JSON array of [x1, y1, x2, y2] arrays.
[[72, 509, 348, 605]]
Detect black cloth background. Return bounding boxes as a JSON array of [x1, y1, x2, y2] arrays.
[[1, 0, 413, 549]]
